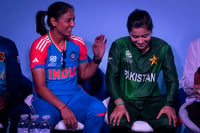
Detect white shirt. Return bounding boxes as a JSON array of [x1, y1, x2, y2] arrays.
[[180, 38, 200, 88]]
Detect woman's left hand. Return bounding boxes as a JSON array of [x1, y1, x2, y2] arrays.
[[157, 106, 177, 127], [92, 34, 107, 59]]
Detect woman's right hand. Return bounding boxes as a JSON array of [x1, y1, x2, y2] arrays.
[[60, 107, 78, 130], [193, 86, 200, 99]]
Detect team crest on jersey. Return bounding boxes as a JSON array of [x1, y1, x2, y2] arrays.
[[0, 52, 5, 62], [149, 55, 159, 66], [48, 55, 57, 67], [69, 52, 77, 61]]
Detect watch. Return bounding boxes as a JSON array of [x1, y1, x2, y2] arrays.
[[93, 57, 102, 64]]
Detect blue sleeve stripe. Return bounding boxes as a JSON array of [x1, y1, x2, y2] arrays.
[[79, 57, 88, 63]]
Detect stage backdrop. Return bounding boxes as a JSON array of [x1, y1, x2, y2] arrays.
[[1, 0, 200, 89]]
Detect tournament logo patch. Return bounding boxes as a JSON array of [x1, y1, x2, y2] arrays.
[[125, 50, 133, 63], [0, 52, 5, 62], [125, 50, 132, 58], [48, 55, 57, 67], [69, 52, 77, 61]]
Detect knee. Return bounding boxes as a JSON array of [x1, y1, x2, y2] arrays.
[[159, 124, 176, 133], [88, 101, 107, 118], [163, 122, 175, 131], [50, 115, 61, 128], [154, 117, 176, 132]]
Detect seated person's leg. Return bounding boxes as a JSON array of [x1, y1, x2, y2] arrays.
[[32, 96, 61, 128], [8, 98, 31, 133], [0, 105, 9, 132], [67, 91, 107, 133], [148, 114, 175, 133], [109, 126, 130, 133], [108, 98, 139, 133], [141, 97, 176, 133], [186, 102, 200, 128]]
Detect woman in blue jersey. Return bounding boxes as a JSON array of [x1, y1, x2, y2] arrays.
[[106, 9, 178, 133], [30, 2, 107, 133]]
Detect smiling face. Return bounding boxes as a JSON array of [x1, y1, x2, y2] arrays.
[[51, 8, 75, 37], [130, 26, 151, 53]]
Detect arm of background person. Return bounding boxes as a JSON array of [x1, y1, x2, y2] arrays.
[[5, 38, 23, 98], [180, 39, 200, 88]]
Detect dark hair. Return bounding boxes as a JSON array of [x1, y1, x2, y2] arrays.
[[127, 9, 153, 32], [36, 1, 74, 36]]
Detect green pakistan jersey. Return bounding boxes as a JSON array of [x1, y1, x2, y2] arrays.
[[106, 36, 178, 106]]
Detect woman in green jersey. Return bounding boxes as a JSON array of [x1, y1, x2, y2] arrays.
[[106, 9, 178, 133]]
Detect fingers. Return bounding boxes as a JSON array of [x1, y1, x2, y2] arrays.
[[65, 118, 77, 130], [110, 112, 117, 126], [71, 119, 78, 130], [103, 38, 107, 46], [196, 94, 200, 98], [110, 111, 120, 126], [157, 108, 177, 127], [95, 34, 107, 44], [170, 110, 177, 127], [172, 115, 177, 127], [94, 35, 102, 43], [109, 110, 130, 126], [166, 113, 171, 126], [125, 111, 130, 122], [167, 112, 177, 127], [156, 111, 162, 119], [110, 114, 122, 126]]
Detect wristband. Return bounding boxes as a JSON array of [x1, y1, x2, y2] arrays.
[[93, 57, 102, 64], [59, 105, 67, 111], [115, 100, 124, 106]]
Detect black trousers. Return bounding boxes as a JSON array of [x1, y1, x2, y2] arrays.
[[0, 98, 31, 133], [186, 101, 200, 128], [108, 97, 176, 133]]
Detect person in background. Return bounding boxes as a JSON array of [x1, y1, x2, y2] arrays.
[[0, 36, 31, 132], [180, 38, 200, 90], [106, 9, 178, 133], [180, 38, 200, 130], [30, 2, 107, 133]]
